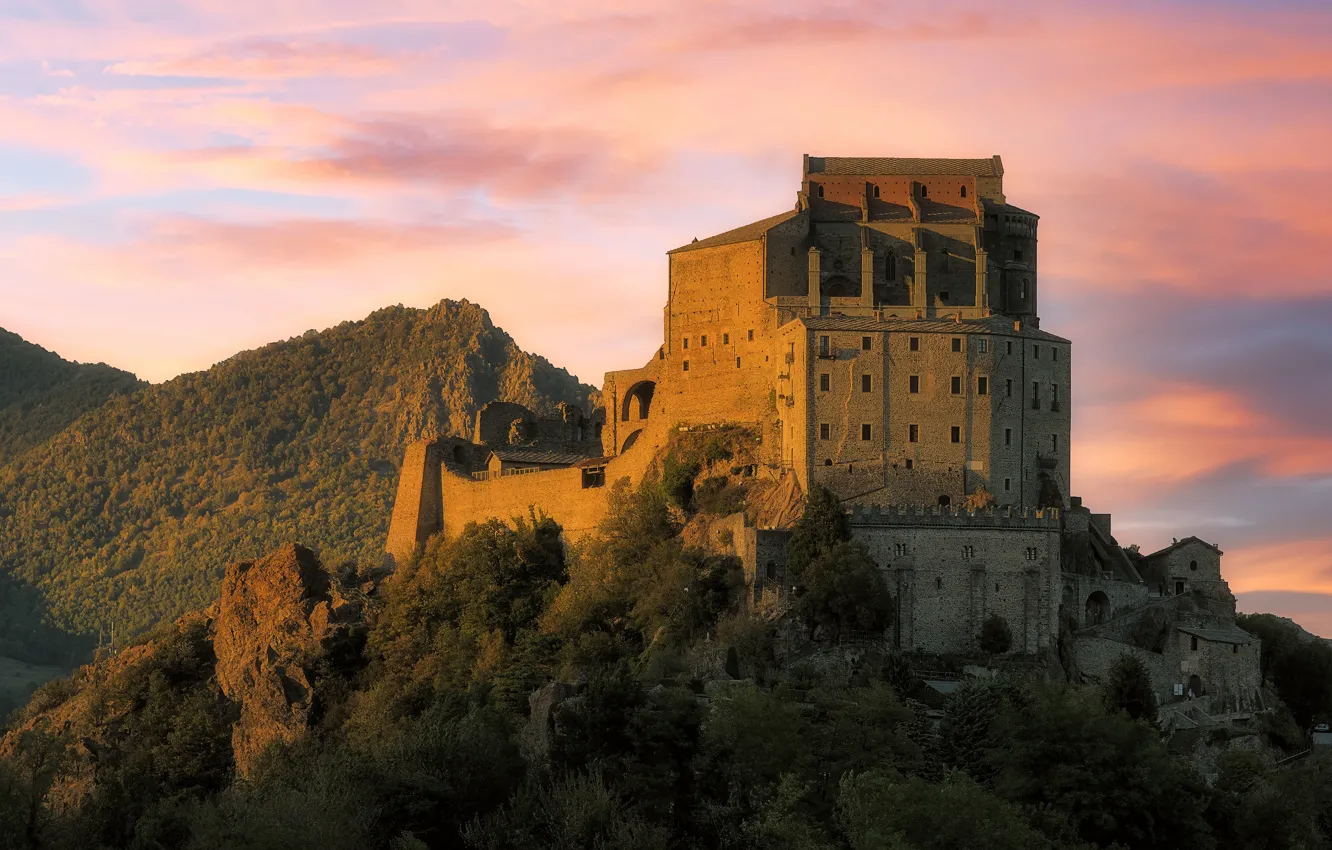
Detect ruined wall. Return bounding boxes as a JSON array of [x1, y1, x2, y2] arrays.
[[1061, 573, 1151, 629], [1076, 630, 1263, 713], [439, 467, 611, 539], [384, 440, 444, 568]]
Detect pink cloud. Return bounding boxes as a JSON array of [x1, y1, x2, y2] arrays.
[[107, 38, 397, 79]]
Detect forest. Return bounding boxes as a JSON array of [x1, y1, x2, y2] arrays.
[[4, 464, 1332, 850]]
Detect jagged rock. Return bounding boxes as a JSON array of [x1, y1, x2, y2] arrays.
[[523, 682, 577, 762], [214, 543, 360, 777]]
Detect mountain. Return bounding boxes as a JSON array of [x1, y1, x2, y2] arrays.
[[0, 328, 144, 466], [0, 300, 594, 661]]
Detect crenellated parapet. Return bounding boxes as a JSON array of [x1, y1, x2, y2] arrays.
[[847, 503, 1061, 528]]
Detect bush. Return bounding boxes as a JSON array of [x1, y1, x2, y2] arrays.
[[1102, 653, 1158, 723], [978, 613, 1012, 655]]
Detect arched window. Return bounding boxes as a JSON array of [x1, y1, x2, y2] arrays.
[[1021, 279, 1029, 300], [961, 185, 968, 198], [1190, 560, 1198, 571], [873, 185, 880, 198], [920, 184, 928, 198], [938, 495, 951, 507], [817, 184, 824, 198], [884, 251, 895, 280]]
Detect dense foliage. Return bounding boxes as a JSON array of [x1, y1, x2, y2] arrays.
[[0, 329, 144, 468], [1238, 613, 1332, 727], [0, 301, 592, 663], [10, 482, 1332, 850]]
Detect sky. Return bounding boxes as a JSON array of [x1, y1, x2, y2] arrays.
[[2, 1, 1331, 630]]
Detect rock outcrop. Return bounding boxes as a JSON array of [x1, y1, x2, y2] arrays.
[[214, 543, 363, 777]]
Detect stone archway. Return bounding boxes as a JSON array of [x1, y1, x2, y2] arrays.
[[1085, 590, 1112, 626], [621, 381, 655, 422], [621, 429, 642, 454], [1188, 674, 1203, 698]]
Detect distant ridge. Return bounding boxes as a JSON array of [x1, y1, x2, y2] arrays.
[[0, 299, 594, 658]]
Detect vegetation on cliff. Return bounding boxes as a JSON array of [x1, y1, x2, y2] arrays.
[[0, 300, 592, 663], [6, 473, 1332, 850]]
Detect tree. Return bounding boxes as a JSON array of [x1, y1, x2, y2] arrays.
[[785, 487, 849, 581], [1272, 641, 1332, 728], [978, 613, 1012, 655], [936, 677, 1025, 785], [794, 543, 893, 642], [1103, 653, 1158, 723]]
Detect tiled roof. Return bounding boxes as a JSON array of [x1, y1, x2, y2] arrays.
[[1143, 536, 1224, 560], [668, 210, 801, 255], [807, 156, 1002, 177], [796, 314, 1071, 343], [488, 448, 592, 466], [990, 202, 1039, 218], [1177, 625, 1255, 645]]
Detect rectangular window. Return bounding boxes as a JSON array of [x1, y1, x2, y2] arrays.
[[1015, 247, 1024, 262], [1006, 340, 1013, 355], [1031, 381, 1041, 410], [909, 336, 920, 351], [723, 332, 730, 345], [861, 423, 872, 441], [952, 337, 962, 352], [1004, 478, 1011, 492], [1006, 378, 1013, 398], [819, 335, 830, 356], [1034, 344, 1040, 359], [905, 458, 914, 470], [1051, 385, 1059, 412], [820, 423, 830, 440], [1005, 427, 1012, 447], [683, 337, 689, 350], [951, 376, 962, 395], [1052, 434, 1059, 452], [862, 336, 872, 350], [951, 426, 961, 443], [979, 339, 988, 353], [683, 361, 690, 372], [861, 374, 872, 393], [735, 357, 741, 368], [819, 373, 830, 392], [748, 329, 754, 341], [701, 334, 708, 347], [977, 376, 988, 395], [1052, 347, 1059, 362], [908, 424, 918, 443], [909, 375, 920, 394]]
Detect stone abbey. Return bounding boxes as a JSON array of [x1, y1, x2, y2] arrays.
[[386, 156, 1262, 724]]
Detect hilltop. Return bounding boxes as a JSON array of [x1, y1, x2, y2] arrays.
[[0, 300, 593, 661], [0, 329, 144, 466]]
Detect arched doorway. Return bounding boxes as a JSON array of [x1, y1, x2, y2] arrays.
[[1188, 674, 1203, 698], [621, 381, 655, 422], [1085, 591, 1112, 626], [937, 495, 951, 507], [451, 445, 466, 466]]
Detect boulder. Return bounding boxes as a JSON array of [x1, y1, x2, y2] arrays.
[[214, 544, 360, 777]]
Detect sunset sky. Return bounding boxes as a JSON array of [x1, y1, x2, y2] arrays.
[[2, 1, 1331, 630]]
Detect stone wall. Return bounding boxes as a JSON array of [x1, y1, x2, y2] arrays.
[[1076, 630, 1263, 714], [384, 440, 444, 568], [1061, 573, 1151, 629]]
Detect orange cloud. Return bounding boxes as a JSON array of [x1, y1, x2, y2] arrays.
[[1225, 537, 1332, 596]]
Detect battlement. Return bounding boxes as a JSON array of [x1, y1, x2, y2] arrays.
[[847, 503, 1061, 529]]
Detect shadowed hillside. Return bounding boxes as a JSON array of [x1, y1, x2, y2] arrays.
[[0, 300, 594, 657], [0, 329, 144, 466]]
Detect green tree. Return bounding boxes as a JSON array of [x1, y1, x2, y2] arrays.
[[795, 543, 893, 641], [979, 613, 1013, 655], [786, 486, 849, 580], [936, 677, 1025, 785], [1102, 653, 1158, 723]]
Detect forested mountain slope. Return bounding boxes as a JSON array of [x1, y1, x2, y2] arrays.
[[0, 329, 144, 466], [0, 300, 593, 660]]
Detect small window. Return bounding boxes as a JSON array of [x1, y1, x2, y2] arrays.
[[817, 184, 824, 198], [683, 360, 690, 372], [819, 335, 830, 356], [1031, 382, 1041, 410], [977, 377, 988, 396], [1006, 340, 1013, 355], [862, 336, 872, 351], [937, 577, 943, 590], [909, 424, 919, 443], [895, 542, 907, 557], [1004, 478, 1011, 492], [909, 336, 920, 351], [723, 332, 730, 345], [819, 373, 830, 392], [1233, 644, 1239, 654], [861, 423, 872, 441], [1014, 246, 1023, 262], [1004, 427, 1012, 447], [1051, 434, 1058, 452], [962, 545, 975, 559], [1051, 385, 1060, 412], [939, 290, 950, 302], [1052, 347, 1059, 362], [885, 252, 895, 280], [961, 185, 968, 198], [735, 357, 741, 368], [873, 185, 880, 198], [820, 423, 830, 440], [683, 337, 689, 350], [1006, 378, 1013, 398], [979, 339, 988, 353], [748, 329, 754, 341], [861, 374, 872, 393], [1190, 560, 1198, 572], [701, 334, 708, 347], [921, 184, 929, 198], [1021, 279, 1029, 299], [905, 458, 914, 470], [1191, 636, 1199, 652], [766, 561, 777, 580], [909, 375, 920, 394], [951, 376, 962, 395], [951, 337, 962, 352], [951, 426, 961, 443], [1034, 345, 1040, 359]]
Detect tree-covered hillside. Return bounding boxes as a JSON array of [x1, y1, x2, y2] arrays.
[[0, 329, 144, 466], [0, 300, 593, 661]]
